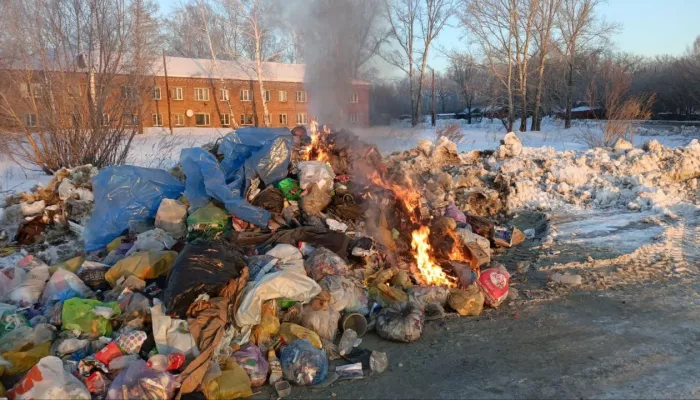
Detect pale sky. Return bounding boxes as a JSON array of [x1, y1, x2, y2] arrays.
[[156, 0, 700, 74]]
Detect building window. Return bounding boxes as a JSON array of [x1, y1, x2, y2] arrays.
[[279, 90, 288, 102], [195, 113, 210, 126], [122, 86, 135, 99], [153, 86, 161, 100], [220, 88, 229, 101], [194, 88, 209, 101], [264, 90, 271, 102], [350, 93, 359, 103], [172, 87, 183, 100], [19, 83, 42, 98], [296, 91, 307, 102], [152, 113, 163, 126], [240, 89, 251, 102], [124, 114, 139, 126], [174, 113, 185, 126], [221, 113, 230, 126], [240, 114, 254, 126], [68, 85, 82, 97], [101, 114, 111, 126], [279, 113, 287, 125], [349, 112, 359, 124], [24, 113, 37, 127], [296, 113, 307, 124]]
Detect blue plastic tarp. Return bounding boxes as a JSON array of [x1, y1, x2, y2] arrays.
[[181, 147, 271, 227], [181, 128, 292, 227], [84, 165, 185, 252]]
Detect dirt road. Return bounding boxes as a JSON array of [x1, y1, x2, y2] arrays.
[[288, 279, 700, 399]]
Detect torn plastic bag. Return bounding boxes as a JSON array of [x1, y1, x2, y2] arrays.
[[236, 270, 321, 327], [247, 255, 278, 282], [0, 267, 28, 302], [448, 285, 484, 316], [181, 142, 280, 227], [252, 300, 279, 346], [8, 356, 90, 399], [235, 226, 352, 260], [204, 362, 253, 399], [84, 166, 185, 252], [2, 340, 52, 376], [163, 239, 246, 318], [319, 276, 369, 315], [186, 202, 229, 239]]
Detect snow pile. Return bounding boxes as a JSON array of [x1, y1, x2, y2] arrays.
[[388, 134, 699, 219]]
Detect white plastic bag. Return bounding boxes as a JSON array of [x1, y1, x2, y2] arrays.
[[7, 264, 49, 306], [0, 267, 29, 301], [126, 228, 176, 255], [151, 303, 200, 362], [265, 244, 306, 276], [298, 161, 335, 192], [236, 270, 322, 327], [41, 269, 93, 304], [8, 356, 90, 399], [155, 199, 188, 239]]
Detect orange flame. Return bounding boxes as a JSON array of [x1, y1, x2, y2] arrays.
[[411, 226, 457, 287], [447, 229, 469, 262], [302, 132, 331, 163], [368, 171, 422, 223]]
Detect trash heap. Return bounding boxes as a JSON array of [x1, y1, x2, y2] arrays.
[[0, 127, 531, 399]]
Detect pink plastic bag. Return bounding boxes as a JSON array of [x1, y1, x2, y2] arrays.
[[232, 344, 269, 387], [476, 267, 510, 307]]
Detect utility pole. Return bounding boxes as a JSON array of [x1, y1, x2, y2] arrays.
[[162, 49, 173, 135], [431, 67, 436, 127]]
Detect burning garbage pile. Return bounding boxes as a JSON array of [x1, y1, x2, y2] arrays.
[[0, 126, 530, 399]]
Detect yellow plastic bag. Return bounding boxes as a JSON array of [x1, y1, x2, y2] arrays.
[[105, 251, 177, 286], [204, 362, 253, 399], [278, 323, 322, 349], [107, 237, 123, 252], [1, 341, 51, 376], [252, 300, 280, 346], [49, 256, 84, 274], [448, 285, 484, 317]]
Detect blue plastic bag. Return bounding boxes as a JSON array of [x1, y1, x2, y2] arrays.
[[180, 148, 271, 227], [181, 128, 292, 228], [84, 166, 184, 252], [218, 128, 293, 185], [280, 339, 328, 385]]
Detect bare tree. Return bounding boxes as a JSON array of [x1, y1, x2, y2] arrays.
[[447, 52, 486, 123], [199, 0, 239, 129], [384, 0, 420, 126], [461, 0, 517, 131], [530, 0, 560, 130], [513, 0, 538, 132], [0, 0, 160, 173], [580, 58, 654, 147], [557, 0, 614, 129], [414, 0, 457, 126]]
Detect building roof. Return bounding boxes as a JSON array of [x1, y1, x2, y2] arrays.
[[158, 56, 370, 86]]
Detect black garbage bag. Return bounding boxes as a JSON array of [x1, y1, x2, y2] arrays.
[[163, 239, 247, 318]]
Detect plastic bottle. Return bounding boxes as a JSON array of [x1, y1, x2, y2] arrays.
[[338, 329, 358, 356], [550, 273, 582, 286], [268, 349, 283, 385]]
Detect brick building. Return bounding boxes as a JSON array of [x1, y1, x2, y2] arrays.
[[146, 57, 370, 130], [0, 56, 370, 133]]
